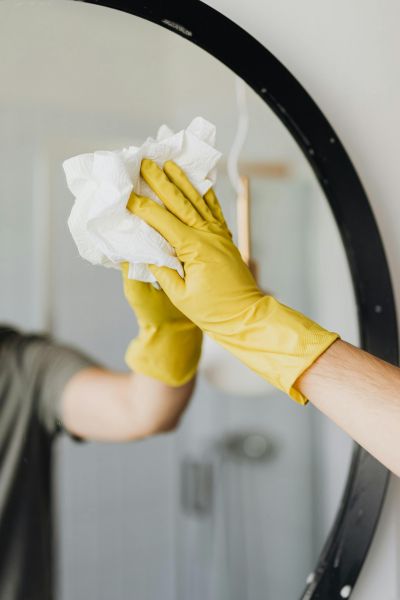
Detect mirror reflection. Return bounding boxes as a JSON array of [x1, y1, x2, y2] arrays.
[[0, 2, 357, 599]]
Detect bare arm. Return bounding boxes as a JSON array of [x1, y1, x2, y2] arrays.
[[60, 368, 195, 442], [296, 339, 400, 476]]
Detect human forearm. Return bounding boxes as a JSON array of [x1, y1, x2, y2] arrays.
[[124, 370, 195, 437], [61, 368, 195, 442], [65, 250, 201, 443], [296, 339, 400, 476]]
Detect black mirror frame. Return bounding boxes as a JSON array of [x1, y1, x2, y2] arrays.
[[79, 1, 399, 597]]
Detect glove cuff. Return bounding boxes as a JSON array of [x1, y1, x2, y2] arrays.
[[125, 321, 203, 386], [209, 295, 339, 404]]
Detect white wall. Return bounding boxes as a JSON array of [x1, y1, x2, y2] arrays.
[[1, 0, 395, 598], [203, 1, 400, 597]]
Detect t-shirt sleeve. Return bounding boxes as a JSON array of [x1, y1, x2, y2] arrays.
[[19, 335, 98, 437]]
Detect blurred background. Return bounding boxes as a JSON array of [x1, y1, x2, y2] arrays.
[[0, 2, 358, 599]]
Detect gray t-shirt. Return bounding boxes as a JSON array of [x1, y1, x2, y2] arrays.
[[0, 326, 94, 600]]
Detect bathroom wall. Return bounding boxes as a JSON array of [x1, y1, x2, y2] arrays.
[[1, 1, 395, 598], [204, 1, 400, 597]]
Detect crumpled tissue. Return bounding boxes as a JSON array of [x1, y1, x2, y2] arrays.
[[63, 117, 222, 283]]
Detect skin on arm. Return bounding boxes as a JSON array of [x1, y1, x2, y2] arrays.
[[296, 339, 400, 477], [60, 368, 195, 442], [59, 216, 201, 443]]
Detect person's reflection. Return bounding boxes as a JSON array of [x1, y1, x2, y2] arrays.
[[0, 267, 198, 599]]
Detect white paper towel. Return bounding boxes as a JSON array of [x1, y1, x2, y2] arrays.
[[63, 117, 222, 284]]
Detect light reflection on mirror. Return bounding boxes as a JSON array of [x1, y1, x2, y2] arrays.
[[0, 1, 357, 599]]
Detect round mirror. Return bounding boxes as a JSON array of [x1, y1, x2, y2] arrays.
[[0, 1, 395, 599]]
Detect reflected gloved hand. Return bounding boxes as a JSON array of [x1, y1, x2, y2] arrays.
[[128, 158, 339, 404], [122, 252, 202, 386]]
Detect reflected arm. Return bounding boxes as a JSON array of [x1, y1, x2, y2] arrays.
[[60, 368, 195, 442], [296, 339, 400, 477]]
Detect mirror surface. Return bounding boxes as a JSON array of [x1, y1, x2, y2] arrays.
[[0, 2, 358, 599]]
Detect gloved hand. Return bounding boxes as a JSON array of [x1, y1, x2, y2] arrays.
[[122, 257, 202, 386], [127, 159, 339, 404]]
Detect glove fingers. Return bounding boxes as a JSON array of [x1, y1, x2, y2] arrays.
[[121, 261, 140, 291], [149, 264, 185, 297], [121, 261, 149, 298], [163, 160, 215, 223], [203, 188, 232, 236], [120, 261, 130, 278], [127, 191, 186, 250], [141, 159, 204, 228]]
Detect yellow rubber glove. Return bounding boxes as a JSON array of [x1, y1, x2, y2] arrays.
[[128, 159, 339, 404], [122, 265, 202, 387]]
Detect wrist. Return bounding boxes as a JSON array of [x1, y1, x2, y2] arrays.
[[125, 322, 203, 386], [209, 294, 339, 404]]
